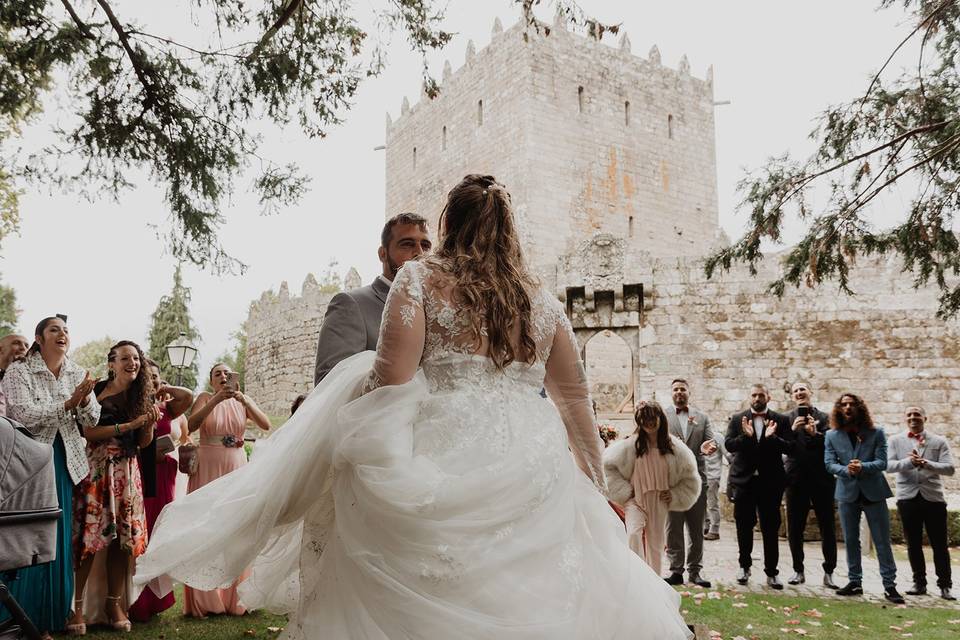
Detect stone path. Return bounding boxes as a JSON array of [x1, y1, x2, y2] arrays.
[[663, 521, 960, 608]]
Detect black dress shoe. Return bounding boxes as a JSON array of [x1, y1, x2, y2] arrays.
[[941, 587, 956, 601], [836, 582, 864, 596], [822, 574, 838, 590], [704, 531, 720, 541], [689, 575, 712, 588], [905, 583, 927, 596], [736, 568, 750, 585], [884, 587, 905, 604], [664, 573, 684, 586], [787, 572, 805, 585], [767, 576, 784, 590]]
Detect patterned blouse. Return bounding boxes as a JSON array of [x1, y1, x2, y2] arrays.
[[2, 351, 100, 484]]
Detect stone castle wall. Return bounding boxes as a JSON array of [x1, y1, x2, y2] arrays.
[[245, 275, 335, 417], [385, 17, 720, 286]]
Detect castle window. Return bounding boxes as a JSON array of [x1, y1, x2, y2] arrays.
[[442, 126, 447, 151], [477, 100, 483, 126], [413, 146, 417, 169], [668, 114, 674, 139], [625, 101, 630, 126], [578, 86, 584, 113], [628, 215, 634, 237]]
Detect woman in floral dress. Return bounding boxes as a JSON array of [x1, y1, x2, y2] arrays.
[[71, 340, 158, 632]]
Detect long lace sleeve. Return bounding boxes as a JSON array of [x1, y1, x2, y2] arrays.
[[543, 313, 606, 494], [362, 263, 426, 393]]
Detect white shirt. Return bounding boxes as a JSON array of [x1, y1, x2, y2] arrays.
[[378, 275, 393, 289]]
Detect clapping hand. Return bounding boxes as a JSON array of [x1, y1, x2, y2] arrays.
[[847, 458, 863, 476], [659, 490, 672, 505], [67, 371, 98, 410], [741, 416, 754, 438], [138, 405, 162, 428], [764, 420, 778, 439], [910, 450, 927, 468]]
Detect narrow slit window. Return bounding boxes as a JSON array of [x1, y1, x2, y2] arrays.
[[578, 86, 584, 113], [442, 126, 447, 151], [668, 114, 674, 139], [625, 101, 630, 126], [477, 100, 483, 126], [413, 146, 417, 169], [628, 216, 635, 237]]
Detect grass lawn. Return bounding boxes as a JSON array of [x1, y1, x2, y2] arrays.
[[680, 587, 960, 639], [83, 586, 289, 639]]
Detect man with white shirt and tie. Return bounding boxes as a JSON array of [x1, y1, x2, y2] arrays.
[[887, 406, 956, 600], [664, 378, 719, 588], [725, 383, 791, 589]]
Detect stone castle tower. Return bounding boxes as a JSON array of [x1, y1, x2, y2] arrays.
[[385, 16, 721, 286]]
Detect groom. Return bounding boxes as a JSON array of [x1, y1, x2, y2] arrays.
[[314, 212, 432, 384]]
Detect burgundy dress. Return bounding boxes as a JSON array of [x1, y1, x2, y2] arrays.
[[129, 405, 178, 621]]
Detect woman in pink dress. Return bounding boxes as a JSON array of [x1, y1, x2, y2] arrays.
[[129, 360, 193, 622], [603, 401, 701, 574], [183, 363, 271, 617]]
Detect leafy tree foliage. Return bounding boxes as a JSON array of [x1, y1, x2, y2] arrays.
[[147, 265, 200, 389], [215, 319, 248, 392], [706, 0, 960, 318], [0, 1, 617, 270], [0, 277, 18, 338], [71, 335, 114, 379]]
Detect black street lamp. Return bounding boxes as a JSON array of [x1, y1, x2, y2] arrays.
[[165, 331, 198, 386]]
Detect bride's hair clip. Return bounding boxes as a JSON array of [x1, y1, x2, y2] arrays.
[[482, 189, 488, 196]]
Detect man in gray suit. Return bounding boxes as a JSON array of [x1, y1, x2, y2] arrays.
[[314, 212, 431, 384], [664, 378, 718, 587]]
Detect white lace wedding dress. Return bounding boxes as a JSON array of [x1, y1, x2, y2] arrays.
[[136, 260, 691, 639]]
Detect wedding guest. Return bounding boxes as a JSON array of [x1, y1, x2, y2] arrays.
[[725, 383, 791, 589], [314, 212, 432, 384], [129, 359, 194, 622], [664, 379, 717, 587], [73, 340, 159, 631], [783, 381, 838, 588], [0, 333, 29, 416], [183, 363, 271, 616], [825, 393, 904, 603], [702, 434, 730, 541], [1, 316, 99, 637], [604, 401, 701, 574], [291, 393, 307, 415], [887, 406, 955, 600]]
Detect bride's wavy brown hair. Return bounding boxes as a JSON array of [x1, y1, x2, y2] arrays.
[[435, 174, 537, 370]]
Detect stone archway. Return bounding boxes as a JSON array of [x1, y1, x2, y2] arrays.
[[583, 329, 635, 417]]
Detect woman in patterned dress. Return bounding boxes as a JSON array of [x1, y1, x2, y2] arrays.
[[71, 340, 158, 632], [182, 363, 271, 617], [1, 316, 99, 638]]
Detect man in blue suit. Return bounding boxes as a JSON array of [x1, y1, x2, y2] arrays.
[[824, 393, 904, 604]]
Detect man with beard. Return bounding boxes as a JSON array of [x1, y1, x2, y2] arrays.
[[783, 381, 838, 589], [725, 383, 791, 589], [887, 406, 955, 600], [825, 393, 903, 604], [314, 213, 431, 384], [664, 378, 718, 587], [0, 333, 29, 416]]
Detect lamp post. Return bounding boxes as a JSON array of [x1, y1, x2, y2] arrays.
[[166, 331, 198, 387]]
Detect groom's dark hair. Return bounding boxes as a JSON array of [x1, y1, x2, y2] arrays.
[[381, 212, 428, 248]]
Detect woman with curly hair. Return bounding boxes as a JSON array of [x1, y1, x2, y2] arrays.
[[604, 400, 701, 574], [70, 340, 159, 632], [824, 393, 903, 603]]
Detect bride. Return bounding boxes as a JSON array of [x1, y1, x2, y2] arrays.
[[136, 174, 691, 639]]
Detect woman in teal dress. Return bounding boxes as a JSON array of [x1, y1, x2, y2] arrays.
[[1, 316, 100, 636]]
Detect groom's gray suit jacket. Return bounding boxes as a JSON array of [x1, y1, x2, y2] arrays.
[[314, 277, 391, 385]]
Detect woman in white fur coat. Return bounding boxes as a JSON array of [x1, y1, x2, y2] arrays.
[[604, 401, 702, 574]]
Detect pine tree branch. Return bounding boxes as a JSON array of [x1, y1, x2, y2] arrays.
[[93, 0, 157, 103], [59, 0, 94, 39], [247, 0, 304, 61]]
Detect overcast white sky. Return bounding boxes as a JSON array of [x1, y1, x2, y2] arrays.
[[3, 1, 914, 384]]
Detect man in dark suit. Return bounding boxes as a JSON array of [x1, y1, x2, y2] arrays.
[[725, 383, 791, 589], [314, 213, 431, 384], [783, 381, 838, 589]]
